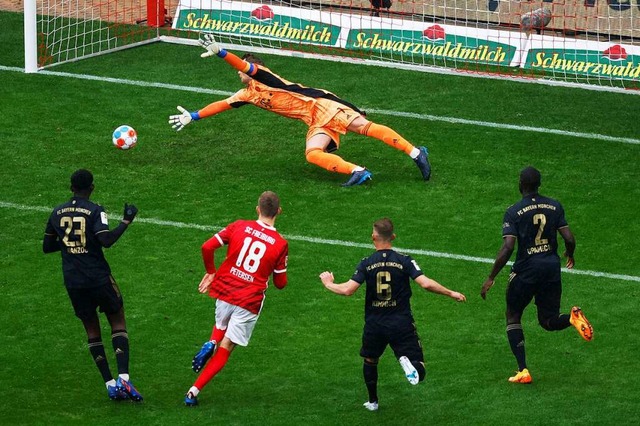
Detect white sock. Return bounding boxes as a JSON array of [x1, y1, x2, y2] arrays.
[[353, 166, 365, 172], [188, 386, 200, 397], [409, 147, 420, 159], [106, 379, 116, 389], [118, 373, 130, 382]]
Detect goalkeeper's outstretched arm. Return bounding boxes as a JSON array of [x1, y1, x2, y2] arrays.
[[199, 33, 258, 76], [168, 101, 232, 131]]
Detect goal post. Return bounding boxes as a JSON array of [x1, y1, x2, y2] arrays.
[[24, 0, 640, 92], [24, 0, 37, 73], [25, 0, 165, 71]]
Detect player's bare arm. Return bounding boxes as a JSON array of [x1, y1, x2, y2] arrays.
[[481, 235, 516, 299], [319, 272, 360, 296], [414, 275, 466, 302], [559, 226, 576, 269]]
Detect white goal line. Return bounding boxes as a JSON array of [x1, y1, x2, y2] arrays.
[[3, 201, 638, 283]]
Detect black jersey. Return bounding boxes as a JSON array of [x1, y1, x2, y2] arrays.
[[502, 194, 568, 276], [351, 249, 423, 324], [44, 197, 112, 288]]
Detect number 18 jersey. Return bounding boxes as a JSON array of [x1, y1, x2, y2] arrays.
[[208, 220, 288, 314]]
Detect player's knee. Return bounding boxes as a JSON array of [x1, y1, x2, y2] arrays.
[[506, 310, 522, 325], [538, 315, 554, 331], [106, 308, 126, 330], [355, 120, 373, 135], [364, 357, 379, 366], [305, 148, 323, 164]]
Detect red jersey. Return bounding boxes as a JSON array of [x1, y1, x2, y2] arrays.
[[203, 219, 288, 314]]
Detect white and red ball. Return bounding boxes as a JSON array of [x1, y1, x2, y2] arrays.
[[521, 7, 552, 31], [112, 125, 137, 150]]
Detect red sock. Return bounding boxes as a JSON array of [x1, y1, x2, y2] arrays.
[[194, 347, 231, 390], [210, 326, 226, 343]]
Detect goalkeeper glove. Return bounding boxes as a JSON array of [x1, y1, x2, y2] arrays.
[[169, 106, 197, 131], [199, 33, 221, 58], [123, 203, 138, 223]]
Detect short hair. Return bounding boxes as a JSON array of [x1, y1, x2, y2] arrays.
[[242, 53, 265, 66], [519, 166, 541, 192], [70, 169, 93, 191], [373, 218, 394, 241], [258, 191, 280, 218]]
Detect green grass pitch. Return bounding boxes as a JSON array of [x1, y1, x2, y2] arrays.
[[1, 10, 639, 425]]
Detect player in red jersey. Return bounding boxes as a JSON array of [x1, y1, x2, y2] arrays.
[[184, 191, 288, 406]]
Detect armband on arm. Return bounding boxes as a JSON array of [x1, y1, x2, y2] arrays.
[[219, 50, 257, 76]]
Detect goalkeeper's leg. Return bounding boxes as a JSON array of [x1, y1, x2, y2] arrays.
[[305, 133, 361, 175], [305, 148, 358, 174], [352, 119, 417, 156], [350, 117, 431, 180]]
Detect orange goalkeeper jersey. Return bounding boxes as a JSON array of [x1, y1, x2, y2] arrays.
[[225, 66, 364, 128]]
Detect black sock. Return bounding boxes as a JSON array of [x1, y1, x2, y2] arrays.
[[88, 337, 113, 383], [111, 329, 130, 375], [413, 361, 426, 382], [506, 324, 527, 371], [363, 361, 378, 403]]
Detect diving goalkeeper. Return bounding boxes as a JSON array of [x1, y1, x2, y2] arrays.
[[169, 34, 432, 187]]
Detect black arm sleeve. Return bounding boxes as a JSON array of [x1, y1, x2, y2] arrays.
[[96, 222, 129, 248], [42, 234, 61, 253], [252, 68, 365, 115]]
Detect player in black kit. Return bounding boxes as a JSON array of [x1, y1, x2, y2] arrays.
[[319, 218, 466, 411], [481, 166, 593, 384], [43, 169, 143, 401]]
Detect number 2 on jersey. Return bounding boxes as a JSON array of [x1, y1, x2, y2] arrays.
[[236, 237, 267, 273], [533, 213, 549, 246]]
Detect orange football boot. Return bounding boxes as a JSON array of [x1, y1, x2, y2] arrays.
[[570, 307, 593, 341], [508, 368, 532, 384]]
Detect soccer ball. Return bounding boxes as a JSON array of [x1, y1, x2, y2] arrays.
[[521, 7, 552, 31], [112, 125, 137, 150]]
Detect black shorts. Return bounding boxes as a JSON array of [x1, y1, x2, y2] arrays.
[[66, 276, 123, 321], [506, 270, 562, 319], [360, 319, 424, 362]]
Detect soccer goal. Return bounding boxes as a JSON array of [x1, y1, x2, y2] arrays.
[[25, 0, 640, 92]]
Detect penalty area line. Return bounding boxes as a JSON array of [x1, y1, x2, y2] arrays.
[[3, 200, 639, 283]]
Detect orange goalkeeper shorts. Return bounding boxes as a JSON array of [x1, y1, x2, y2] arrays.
[[306, 98, 360, 149]]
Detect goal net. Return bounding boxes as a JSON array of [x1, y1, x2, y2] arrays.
[[25, 0, 640, 92]]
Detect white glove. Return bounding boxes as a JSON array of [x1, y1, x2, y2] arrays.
[[199, 33, 220, 58], [169, 106, 192, 131]]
